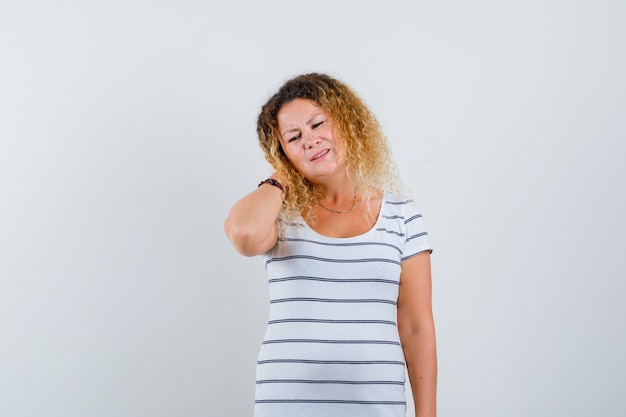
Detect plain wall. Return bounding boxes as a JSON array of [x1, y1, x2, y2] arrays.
[[1, 1, 625, 416]]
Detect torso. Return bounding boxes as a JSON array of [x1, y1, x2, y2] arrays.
[[255, 191, 433, 417]]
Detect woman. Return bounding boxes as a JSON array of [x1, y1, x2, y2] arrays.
[[224, 73, 436, 417]]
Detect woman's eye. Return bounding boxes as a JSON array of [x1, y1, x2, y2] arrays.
[[288, 134, 301, 143], [312, 121, 324, 129]]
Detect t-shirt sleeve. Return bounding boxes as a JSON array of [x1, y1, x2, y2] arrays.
[[401, 202, 433, 261]]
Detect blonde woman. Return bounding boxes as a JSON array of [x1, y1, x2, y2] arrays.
[[225, 73, 436, 417]]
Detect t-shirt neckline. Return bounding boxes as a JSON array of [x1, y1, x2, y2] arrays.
[[298, 190, 387, 241]]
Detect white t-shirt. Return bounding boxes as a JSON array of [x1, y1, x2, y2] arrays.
[[255, 191, 432, 417]]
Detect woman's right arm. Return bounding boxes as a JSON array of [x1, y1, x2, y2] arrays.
[[224, 178, 285, 257]]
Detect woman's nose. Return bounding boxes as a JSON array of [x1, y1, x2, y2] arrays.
[[304, 132, 320, 149]]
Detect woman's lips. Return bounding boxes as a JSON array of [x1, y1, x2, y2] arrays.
[[311, 149, 330, 161]]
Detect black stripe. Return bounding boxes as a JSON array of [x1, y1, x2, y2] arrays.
[[270, 298, 396, 305], [404, 213, 423, 224], [406, 232, 428, 243], [258, 359, 405, 366], [266, 255, 400, 266], [385, 199, 413, 205], [255, 399, 406, 405], [281, 237, 401, 253], [262, 339, 400, 345], [269, 276, 399, 285], [256, 379, 404, 385], [381, 214, 405, 220], [267, 318, 396, 326], [375, 228, 405, 237]]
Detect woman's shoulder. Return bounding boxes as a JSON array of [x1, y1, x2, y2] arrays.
[[382, 190, 416, 208], [381, 190, 426, 223]]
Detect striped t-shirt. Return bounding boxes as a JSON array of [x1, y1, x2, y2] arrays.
[[255, 191, 432, 417]]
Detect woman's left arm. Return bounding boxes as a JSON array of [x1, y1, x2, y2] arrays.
[[397, 251, 437, 417]]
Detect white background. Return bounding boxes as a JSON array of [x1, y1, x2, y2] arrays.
[[1, 1, 625, 416]]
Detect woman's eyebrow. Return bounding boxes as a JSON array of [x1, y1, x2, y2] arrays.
[[280, 113, 323, 137], [281, 127, 298, 138]]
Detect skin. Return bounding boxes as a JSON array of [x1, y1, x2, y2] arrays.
[[398, 251, 437, 417], [276, 98, 346, 188], [224, 98, 437, 416], [276, 99, 378, 237]]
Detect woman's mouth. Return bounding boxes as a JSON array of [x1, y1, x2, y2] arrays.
[[311, 149, 330, 161]]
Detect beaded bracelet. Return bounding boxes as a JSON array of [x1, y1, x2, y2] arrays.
[[258, 178, 289, 200]]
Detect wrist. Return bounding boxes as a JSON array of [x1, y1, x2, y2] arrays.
[[258, 178, 289, 200]]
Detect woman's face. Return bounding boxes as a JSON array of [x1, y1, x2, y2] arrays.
[[276, 98, 345, 183]]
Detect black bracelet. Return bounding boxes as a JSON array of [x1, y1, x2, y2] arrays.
[[258, 178, 289, 199]]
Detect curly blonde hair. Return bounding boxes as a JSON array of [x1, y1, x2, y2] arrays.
[[257, 73, 400, 221]]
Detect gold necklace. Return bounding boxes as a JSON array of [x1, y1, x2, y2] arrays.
[[319, 190, 357, 214]]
